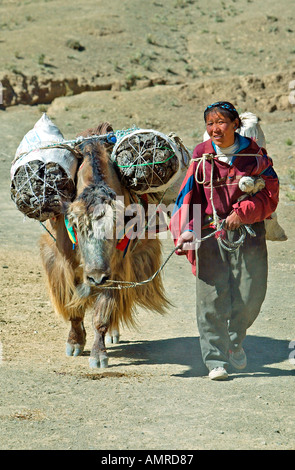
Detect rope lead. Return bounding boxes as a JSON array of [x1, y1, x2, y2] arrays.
[[95, 221, 256, 290]]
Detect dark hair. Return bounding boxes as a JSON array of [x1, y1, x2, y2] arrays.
[[204, 101, 241, 127]]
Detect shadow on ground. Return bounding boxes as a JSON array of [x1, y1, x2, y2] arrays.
[[94, 335, 295, 379]]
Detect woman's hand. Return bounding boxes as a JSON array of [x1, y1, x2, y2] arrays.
[[224, 211, 242, 231], [176, 231, 196, 255]]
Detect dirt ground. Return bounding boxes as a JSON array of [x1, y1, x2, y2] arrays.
[[0, 0, 295, 451]]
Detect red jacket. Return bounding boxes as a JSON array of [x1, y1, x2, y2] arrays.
[[169, 135, 279, 275]]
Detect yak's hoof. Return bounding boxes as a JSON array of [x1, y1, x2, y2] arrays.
[[105, 333, 120, 345], [89, 356, 109, 369], [66, 342, 84, 357], [100, 356, 109, 368]]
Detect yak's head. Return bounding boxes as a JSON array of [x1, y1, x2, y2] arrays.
[[67, 185, 123, 287]]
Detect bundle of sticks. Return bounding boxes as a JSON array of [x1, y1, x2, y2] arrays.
[[10, 113, 78, 222], [112, 131, 181, 194], [10, 160, 75, 221]]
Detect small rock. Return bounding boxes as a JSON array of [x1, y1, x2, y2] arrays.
[[66, 39, 85, 51]]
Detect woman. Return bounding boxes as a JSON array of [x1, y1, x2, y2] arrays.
[[170, 101, 279, 380]]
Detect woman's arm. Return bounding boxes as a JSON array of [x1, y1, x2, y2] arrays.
[[232, 166, 279, 225]]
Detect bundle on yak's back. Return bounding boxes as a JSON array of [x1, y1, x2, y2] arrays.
[[10, 114, 78, 221], [111, 128, 191, 204]]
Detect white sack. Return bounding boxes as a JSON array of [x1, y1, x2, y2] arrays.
[[11, 113, 78, 181]]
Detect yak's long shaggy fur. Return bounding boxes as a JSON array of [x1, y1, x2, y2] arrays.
[[40, 123, 170, 363], [40, 231, 94, 320]]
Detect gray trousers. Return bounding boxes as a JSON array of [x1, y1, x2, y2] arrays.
[[196, 222, 268, 371]]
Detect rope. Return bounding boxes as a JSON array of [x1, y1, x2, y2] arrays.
[[39, 221, 56, 242], [194, 154, 207, 185], [13, 130, 124, 163], [188, 152, 259, 257], [99, 244, 178, 290], [192, 153, 257, 247], [110, 130, 183, 193], [95, 220, 256, 290], [193, 153, 219, 229], [114, 147, 176, 168], [38, 215, 255, 291], [217, 223, 256, 253], [13, 160, 74, 221], [37, 149, 256, 290]]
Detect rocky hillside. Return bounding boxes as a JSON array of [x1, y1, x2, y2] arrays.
[[0, 0, 294, 109]]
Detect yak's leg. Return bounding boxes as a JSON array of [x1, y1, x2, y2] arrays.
[[89, 320, 109, 369], [66, 318, 87, 357], [105, 327, 120, 345]]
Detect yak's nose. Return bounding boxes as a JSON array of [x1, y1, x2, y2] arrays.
[[85, 271, 111, 286]]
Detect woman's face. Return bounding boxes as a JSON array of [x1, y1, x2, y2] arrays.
[[205, 111, 239, 148]]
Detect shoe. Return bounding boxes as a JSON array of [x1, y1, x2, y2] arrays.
[[229, 347, 247, 370], [209, 367, 229, 381]]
